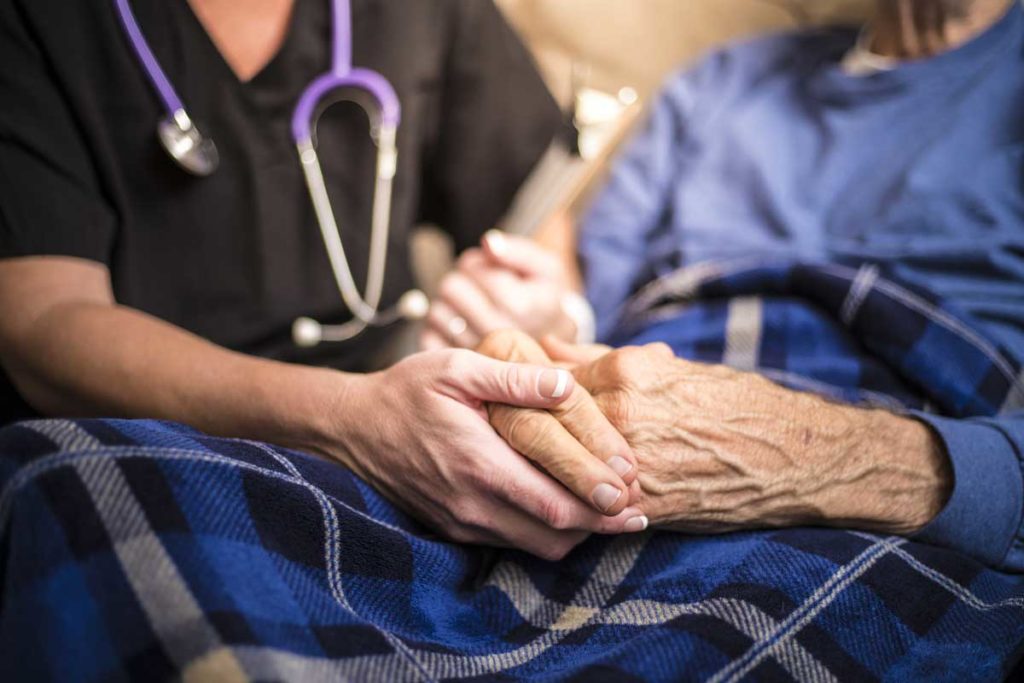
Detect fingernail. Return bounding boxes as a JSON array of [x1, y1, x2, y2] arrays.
[[484, 229, 506, 255], [623, 515, 649, 533], [606, 455, 633, 478], [538, 369, 570, 399], [592, 483, 622, 512]]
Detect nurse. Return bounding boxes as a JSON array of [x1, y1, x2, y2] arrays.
[[0, 0, 646, 559]]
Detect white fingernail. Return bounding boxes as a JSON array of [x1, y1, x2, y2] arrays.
[[552, 369, 568, 398], [485, 230, 507, 256], [624, 515, 649, 533], [538, 369, 570, 399]]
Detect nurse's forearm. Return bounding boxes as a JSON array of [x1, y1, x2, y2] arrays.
[[4, 299, 346, 452]]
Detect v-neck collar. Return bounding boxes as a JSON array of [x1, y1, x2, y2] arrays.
[[180, 0, 306, 89]]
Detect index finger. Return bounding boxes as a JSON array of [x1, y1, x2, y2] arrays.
[[489, 401, 632, 515]]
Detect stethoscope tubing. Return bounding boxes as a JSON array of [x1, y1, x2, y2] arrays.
[[113, 0, 418, 343]]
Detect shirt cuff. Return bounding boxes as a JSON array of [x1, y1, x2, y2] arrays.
[[910, 412, 1023, 569]]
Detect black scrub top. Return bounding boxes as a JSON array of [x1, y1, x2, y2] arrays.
[[0, 0, 562, 419]]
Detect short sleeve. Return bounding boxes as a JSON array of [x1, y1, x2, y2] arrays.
[[418, 0, 562, 253], [0, 1, 116, 264]]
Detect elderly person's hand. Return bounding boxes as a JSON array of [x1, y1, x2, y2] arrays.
[[474, 331, 647, 533], [536, 338, 953, 536], [336, 347, 646, 562], [421, 232, 581, 350]]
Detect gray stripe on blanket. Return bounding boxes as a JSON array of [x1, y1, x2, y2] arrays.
[[1002, 369, 1024, 415], [25, 421, 248, 681], [724, 297, 763, 371]]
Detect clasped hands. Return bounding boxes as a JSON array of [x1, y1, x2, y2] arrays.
[[334, 221, 951, 561], [477, 328, 953, 547], [335, 326, 949, 562]]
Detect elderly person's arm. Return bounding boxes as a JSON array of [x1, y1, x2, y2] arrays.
[[490, 331, 1024, 571], [542, 339, 954, 536], [479, 330, 952, 536], [548, 339, 1024, 572]]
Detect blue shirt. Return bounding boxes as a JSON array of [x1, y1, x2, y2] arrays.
[[580, 4, 1024, 571]]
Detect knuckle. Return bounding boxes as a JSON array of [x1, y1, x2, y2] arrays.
[[539, 497, 573, 530], [646, 342, 674, 359], [500, 364, 526, 402], [448, 499, 482, 529], [501, 408, 541, 446], [441, 348, 476, 378], [477, 329, 522, 359], [606, 349, 639, 381], [538, 539, 573, 562], [438, 273, 466, 301]]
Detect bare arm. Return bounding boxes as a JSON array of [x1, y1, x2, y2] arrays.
[[0, 257, 648, 559], [480, 330, 952, 536], [0, 256, 343, 451], [541, 339, 953, 535]]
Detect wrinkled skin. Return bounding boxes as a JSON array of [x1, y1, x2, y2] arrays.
[[479, 330, 952, 536]]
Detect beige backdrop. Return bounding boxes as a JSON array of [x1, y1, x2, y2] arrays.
[[495, 0, 873, 105]]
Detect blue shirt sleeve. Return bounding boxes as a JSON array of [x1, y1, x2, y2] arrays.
[[912, 411, 1024, 572]]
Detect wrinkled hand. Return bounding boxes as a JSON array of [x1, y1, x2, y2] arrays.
[[541, 338, 952, 535], [475, 331, 647, 532], [332, 348, 645, 561], [421, 232, 577, 350]]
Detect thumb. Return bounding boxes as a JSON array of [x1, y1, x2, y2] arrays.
[[481, 230, 553, 278], [444, 352, 575, 408]]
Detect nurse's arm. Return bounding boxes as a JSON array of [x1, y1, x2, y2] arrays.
[[0, 256, 347, 448], [0, 256, 646, 559]]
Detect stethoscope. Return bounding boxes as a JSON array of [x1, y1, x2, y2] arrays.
[[112, 0, 429, 347]]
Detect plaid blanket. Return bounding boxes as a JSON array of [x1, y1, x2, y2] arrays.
[[1, 260, 1022, 682]]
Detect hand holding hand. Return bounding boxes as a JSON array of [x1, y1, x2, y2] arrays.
[[475, 330, 647, 530], [329, 348, 645, 561]]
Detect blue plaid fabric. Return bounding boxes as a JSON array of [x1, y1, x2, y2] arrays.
[[0, 259, 1022, 681], [1, 419, 1023, 682], [611, 259, 1024, 418]]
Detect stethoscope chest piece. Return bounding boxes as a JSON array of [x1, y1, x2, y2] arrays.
[[158, 111, 219, 177]]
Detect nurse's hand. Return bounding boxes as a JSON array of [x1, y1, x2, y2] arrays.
[[327, 348, 646, 561], [421, 232, 578, 350]]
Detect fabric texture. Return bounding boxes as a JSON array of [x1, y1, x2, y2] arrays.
[[580, 2, 1024, 353], [1, 265, 1023, 680], [612, 258, 1024, 573], [578, 1, 1024, 578], [0, 417, 1022, 682]]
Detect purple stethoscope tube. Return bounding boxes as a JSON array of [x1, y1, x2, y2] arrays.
[[113, 0, 425, 344]]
